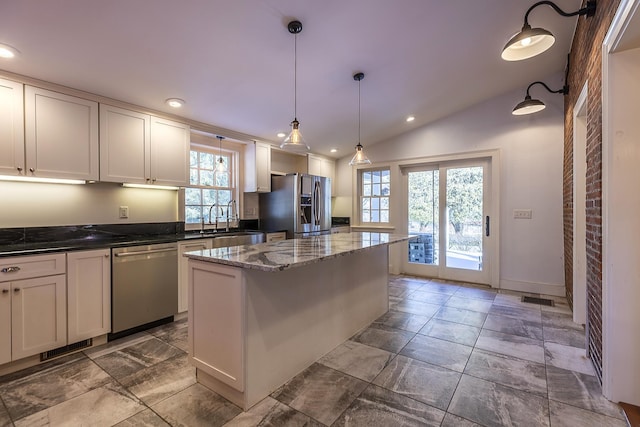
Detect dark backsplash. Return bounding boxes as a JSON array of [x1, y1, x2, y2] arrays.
[[0, 222, 185, 246]]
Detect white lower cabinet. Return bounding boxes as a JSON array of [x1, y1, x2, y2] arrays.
[[11, 275, 67, 360], [67, 249, 111, 342], [0, 253, 67, 363], [178, 239, 212, 313]]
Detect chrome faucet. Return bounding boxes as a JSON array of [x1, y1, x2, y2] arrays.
[[226, 200, 236, 232]]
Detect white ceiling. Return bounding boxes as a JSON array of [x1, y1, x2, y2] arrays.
[[0, 0, 581, 158]]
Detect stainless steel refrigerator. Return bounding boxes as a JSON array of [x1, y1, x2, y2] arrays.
[[259, 173, 331, 238]]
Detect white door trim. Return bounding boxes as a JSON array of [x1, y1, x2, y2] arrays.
[[602, 0, 640, 404], [572, 83, 588, 326]]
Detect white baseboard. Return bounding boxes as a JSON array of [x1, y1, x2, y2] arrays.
[[499, 278, 566, 297]]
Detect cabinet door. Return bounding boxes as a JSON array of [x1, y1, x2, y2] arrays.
[[307, 155, 323, 177], [24, 86, 99, 180], [12, 274, 67, 360], [67, 249, 111, 342], [99, 104, 150, 184], [0, 283, 10, 365], [0, 78, 25, 177], [244, 141, 271, 192], [150, 117, 190, 186], [178, 239, 211, 313]]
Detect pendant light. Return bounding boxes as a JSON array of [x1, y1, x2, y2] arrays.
[[349, 72, 371, 166], [280, 20, 310, 152], [214, 135, 226, 175]]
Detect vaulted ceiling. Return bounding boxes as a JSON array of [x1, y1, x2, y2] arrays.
[[0, 0, 581, 157]]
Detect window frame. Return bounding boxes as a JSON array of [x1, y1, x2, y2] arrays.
[[357, 166, 391, 226], [183, 138, 241, 231]]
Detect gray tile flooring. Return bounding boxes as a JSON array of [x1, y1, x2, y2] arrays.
[[0, 275, 626, 426]]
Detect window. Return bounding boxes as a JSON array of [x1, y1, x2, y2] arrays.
[[360, 168, 390, 223], [184, 143, 237, 227]]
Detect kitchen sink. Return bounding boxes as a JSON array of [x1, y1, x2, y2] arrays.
[[209, 230, 265, 248]]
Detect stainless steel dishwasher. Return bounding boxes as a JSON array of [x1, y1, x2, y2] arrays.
[[111, 242, 178, 338]]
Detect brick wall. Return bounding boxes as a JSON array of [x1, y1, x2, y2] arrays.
[[563, 0, 621, 381]]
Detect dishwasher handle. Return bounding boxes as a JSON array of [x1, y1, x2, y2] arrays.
[[114, 248, 177, 258]]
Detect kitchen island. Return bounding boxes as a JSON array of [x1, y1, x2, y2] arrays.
[[185, 232, 412, 410]]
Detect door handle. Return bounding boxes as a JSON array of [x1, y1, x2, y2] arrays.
[[485, 216, 490, 237]]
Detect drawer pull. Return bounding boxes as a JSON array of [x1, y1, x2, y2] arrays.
[[1, 266, 21, 273], [1, 289, 8, 294], [13, 288, 20, 292]]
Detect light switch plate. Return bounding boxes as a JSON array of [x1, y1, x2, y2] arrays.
[[513, 209, 532, 219], [119, 206, 129, 219]]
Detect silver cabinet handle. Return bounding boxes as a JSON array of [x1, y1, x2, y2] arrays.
[[17, 166, 23, 172], [183, 244, 207, 250], [1, 266, 21, 273], [29, 167, 34, 173]]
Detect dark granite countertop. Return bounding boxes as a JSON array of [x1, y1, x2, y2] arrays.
[[0, 225, 264, 258]]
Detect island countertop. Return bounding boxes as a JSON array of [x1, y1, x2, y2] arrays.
[[184, 231, 414, 272]]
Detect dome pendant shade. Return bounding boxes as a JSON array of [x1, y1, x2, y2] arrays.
[[280, 118, 310, 152], [501, 24, 555, 61], [501, 0, 596, 61], [512, 95, 546, 115]]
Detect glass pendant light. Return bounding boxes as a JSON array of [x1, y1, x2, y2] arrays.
[[349, 72, 371, 166], [280, 20, 310, 152], [214, 135, 226, 175]]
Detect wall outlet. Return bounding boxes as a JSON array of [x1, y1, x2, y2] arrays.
[[513, 209, 532, 219], [119, 206, 129, 219]]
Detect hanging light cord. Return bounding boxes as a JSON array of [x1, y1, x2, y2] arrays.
[[357, 77, 361, 144], [293, 31, 298, 121]]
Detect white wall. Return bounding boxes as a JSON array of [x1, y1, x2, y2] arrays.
[[0, 181, 178, 227], [335, 75, 566, 295]]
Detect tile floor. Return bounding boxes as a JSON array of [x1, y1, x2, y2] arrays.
[[0, 275, 627, 426]]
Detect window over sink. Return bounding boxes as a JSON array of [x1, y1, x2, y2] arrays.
[[183, 133, 241, 230]]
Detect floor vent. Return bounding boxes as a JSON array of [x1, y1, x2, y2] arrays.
[[521, 296, 554, 306], [40, 339, 92, 361]]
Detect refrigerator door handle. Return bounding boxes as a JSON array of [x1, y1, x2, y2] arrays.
[[314, 180, 321, 225]]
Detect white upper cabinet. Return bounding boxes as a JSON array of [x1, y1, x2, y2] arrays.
[[100, 105, 190, 186], [150, 116, 190, 186], [0, 78, 25, 177], [245, 141, 271, 192], [308, 154, 335, 195], [100, 104, 150, 184], [24, 86, 99, 180]]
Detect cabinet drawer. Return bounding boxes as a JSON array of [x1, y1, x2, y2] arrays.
[[0, 253, 66, 282], [265, 232, 286, 242]]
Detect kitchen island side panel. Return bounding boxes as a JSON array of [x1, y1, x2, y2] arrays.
[[244, 245, 388, 408], [189, 245, 389, 410]]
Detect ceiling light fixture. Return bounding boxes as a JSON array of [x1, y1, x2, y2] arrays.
[[512, 81, 568, 115], [277, 132, 286, 138], [0, 43, 19, 58], [165, 98, 185, 108], [406, 115, 415, 122], [330, 148, 337, 153], [349, 72, 371, 166], [501, 0, 596, 61], [280, 20, 310, 152], [214, 135, 227, 175]]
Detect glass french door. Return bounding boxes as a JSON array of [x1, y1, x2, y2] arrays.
[[403, 159, 491, 284]]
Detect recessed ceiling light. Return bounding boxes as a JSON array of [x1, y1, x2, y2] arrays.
[[165, 98, 185, 108], [277, 132, 286, 138], [330, 148, 337, 153], [406, 115, 415, 122], [0, 43, 19, 59]]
